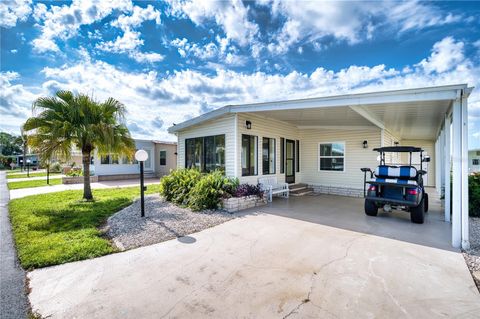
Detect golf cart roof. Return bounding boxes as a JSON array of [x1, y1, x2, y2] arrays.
[[372, 146, 423, 153]]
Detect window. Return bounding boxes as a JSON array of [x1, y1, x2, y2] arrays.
[[262, 137, 276, 174], [242, 134, 257, 176], [319, 142, 345, 171], [185, 135, 225, 172], [159, 150, 167, 166], [121, 156, 130, 164], [474, 159, 479, 166], [111, 154, 119, 164], [296, 140, 300, 172], [100, 155, 110, 164], [280, 138, 285, 173]]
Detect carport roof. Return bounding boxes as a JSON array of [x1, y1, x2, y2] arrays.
[[168, 84, 473, 140]]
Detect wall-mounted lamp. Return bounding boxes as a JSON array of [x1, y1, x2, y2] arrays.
[[394, 141, 399, 146], [363, 140, 368, 149], [245, 120, 252, 129]]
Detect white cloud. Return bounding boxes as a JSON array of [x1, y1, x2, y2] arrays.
[[2, 37, 479, 146], [0, 0, 32, 28], [31, 0, 133, 53], [0, 71, 39, 134], [96, 4, 162, 63], [263, 0, 463, 54], [169, 0, 258, 47], [417, 37, 465, 73]]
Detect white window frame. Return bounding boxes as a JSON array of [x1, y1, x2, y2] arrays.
[[159, 150, 167, 166], [318, 141, 346, 172]]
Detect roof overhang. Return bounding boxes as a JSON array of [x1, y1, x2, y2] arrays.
[[168, 84, 472, 134]]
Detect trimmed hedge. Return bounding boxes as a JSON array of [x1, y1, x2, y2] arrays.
[[470, 173, 480, 217]]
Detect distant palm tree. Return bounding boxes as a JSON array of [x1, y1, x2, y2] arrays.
[[24, 91, 135, 200]]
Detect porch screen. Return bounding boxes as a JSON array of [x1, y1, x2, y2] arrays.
[[242, 134, 257, 176], [319, 142, 345, 171], [185, 135, 225, 172], [262, 137, 276, 175]]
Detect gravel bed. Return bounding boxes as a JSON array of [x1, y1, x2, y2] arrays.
[[463, 217, 480, 291], [104, 195, 235, 250]]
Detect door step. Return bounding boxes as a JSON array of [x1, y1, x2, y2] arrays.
[[289, 183, 314, 196]]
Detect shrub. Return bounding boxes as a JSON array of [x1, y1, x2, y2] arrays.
[[470, 173, 480, 217], [66, 167, 83, 177], [233, 183, 263, 198], [50, 162, 62, 173], [188, 171, 239, 211], [159, 168, 202, 205]]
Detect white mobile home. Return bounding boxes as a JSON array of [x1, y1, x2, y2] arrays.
[[92, 139, 177, 180], [169, 85, 473, 249], [469, 149, 480, 173]]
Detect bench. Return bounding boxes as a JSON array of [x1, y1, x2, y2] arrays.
[[258, 176, 289, 202]]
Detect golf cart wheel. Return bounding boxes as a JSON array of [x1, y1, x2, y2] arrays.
[[410, 198, 425, 224], [365, 199, 378, 216], [424, 193, 429, 213]]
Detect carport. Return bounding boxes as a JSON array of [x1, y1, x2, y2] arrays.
[[226, 84, 473, 249]]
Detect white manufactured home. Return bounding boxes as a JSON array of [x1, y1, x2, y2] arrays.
[[469, 149, 480, 174], [168, 85, 472, 249], [92, 139, 177, 180]]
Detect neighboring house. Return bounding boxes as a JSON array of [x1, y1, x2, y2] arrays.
[[15, 154, 39, 168], [169, 85, 473, 249], [469, 149, 480, 173], [92, 139, 177, 180]]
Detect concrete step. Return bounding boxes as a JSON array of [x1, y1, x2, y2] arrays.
[[289, 183, 308, 191], [290, 188, 314, 196]]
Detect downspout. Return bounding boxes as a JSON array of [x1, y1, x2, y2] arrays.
[[233, 113, 238, 178]]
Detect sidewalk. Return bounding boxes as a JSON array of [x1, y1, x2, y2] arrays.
[[0, 171, 29, 319], [7, 175, 62, 182], [10, 178, 160, 199]]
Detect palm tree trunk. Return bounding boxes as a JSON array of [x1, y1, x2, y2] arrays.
[[82, 151, 93, 200]]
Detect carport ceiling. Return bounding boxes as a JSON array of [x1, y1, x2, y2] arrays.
[[255, 100, 451, 141]]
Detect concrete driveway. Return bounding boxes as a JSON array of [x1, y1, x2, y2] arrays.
[[28, 196, 480, 318]]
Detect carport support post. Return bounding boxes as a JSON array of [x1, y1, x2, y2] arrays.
[[444, 115, 451, 223], [461, 93, 470, 250], [452, 98, 461, 248]]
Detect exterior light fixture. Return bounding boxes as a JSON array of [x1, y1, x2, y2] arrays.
[[394, 141, 399, 146], [135, 149, 149, 217], [246, 120, 252, 129], [363, 140, 368, 149]]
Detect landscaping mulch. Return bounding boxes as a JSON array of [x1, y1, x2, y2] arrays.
[[104, 195, 235, 250], [463, 217, 480, 292]]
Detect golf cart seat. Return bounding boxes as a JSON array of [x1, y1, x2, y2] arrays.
[[370, 165, 419, 186]]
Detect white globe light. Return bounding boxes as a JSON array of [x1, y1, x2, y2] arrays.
[[135, 149, 148, 162]]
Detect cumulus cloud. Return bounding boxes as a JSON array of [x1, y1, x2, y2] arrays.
[[169, 0, 259, 47], [0, 71, 39, 134], [95, 4, 163, 63], [31, 0, 133, 53], [0, 0, 32, 28], [417, 36, 465, 73], [1, 36, 479, 144], [261, 0, 463, 54]]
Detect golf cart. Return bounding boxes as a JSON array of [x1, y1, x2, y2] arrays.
[[360, 146, 430, 224]]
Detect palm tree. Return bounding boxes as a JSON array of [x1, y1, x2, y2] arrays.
[[24, 91, 135, 200]]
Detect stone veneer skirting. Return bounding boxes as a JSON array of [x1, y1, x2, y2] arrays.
[[222, 195, 267, 213], [62, 176, 99, 184], [309, 184, 364, 198], [98, 174, 140, 181]]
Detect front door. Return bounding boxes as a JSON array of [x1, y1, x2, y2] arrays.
[[285, 139, 295, 183]]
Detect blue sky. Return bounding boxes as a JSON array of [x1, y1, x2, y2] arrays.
[[1, 0, 479, 148]]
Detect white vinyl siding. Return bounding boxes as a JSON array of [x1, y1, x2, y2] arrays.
[[236, 113, 300, 184], [300, 129, 382, 190], [399, 139, 435, 187], [176, 114, 236, 177]]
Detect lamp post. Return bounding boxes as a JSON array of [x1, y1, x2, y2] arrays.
[[135, 150, 149, 217], [26, 159, 31, 178]]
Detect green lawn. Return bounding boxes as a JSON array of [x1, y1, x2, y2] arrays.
[[9, 184, 161, 269], [8, 178, 62, 190], [7, 172, 61, 179]]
